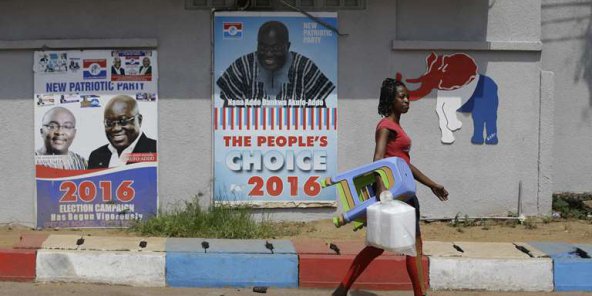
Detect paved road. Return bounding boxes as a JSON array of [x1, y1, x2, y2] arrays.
[[1, 283, 591, 296]]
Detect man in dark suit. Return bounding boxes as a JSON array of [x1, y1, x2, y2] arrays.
[[88, 95, 156, 168], [111, 57, 125, 75], [139, 57, 152, 75]]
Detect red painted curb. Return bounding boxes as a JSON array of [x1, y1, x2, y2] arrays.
[[0, 249, 36, 282], [295, 240, 429, 290], [299, 254, 429, 290]]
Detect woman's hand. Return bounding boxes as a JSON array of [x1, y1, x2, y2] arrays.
[[409, 164, 449, 201], [431, 184, 448, 201]]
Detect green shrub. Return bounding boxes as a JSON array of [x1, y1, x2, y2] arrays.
[[130, 197, 300, 239], [552, 193, 592, 219]]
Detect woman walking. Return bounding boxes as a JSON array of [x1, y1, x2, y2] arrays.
[[332, 78, 449, 296]]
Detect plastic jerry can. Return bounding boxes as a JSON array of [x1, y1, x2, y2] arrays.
[[366, 191, 417, 256]]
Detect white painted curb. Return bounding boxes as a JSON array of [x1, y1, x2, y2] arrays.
[[36, 250, 165, 287], [429, 257, 553, 291]]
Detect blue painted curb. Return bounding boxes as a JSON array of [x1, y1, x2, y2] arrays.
[[165, 239, 298, 288], [166, 252, 298, 288], [529, 242, 592, 292]]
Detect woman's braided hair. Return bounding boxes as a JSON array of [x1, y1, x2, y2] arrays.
[[378, 78, 407, 117]]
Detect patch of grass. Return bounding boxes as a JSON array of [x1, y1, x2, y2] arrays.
[[502, 219, 519, 228], [481, 220, 492, 230], [130, 197, 300, 239], [522, 217, 538, 230], [450, 213, 478, 229], [451, 212, 461, 228], [462, 215, 477, 227]]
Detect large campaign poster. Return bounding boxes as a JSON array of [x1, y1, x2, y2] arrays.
[[34, 50, 158, 228], [213, 12, 338, 207]]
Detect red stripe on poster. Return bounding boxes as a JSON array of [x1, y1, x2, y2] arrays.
[[294, 108, 298, 130], [222, 108, 226, 130], [303, 108, 307, 130], [230, 108, 234, 130], [254, 108, 258, 130], [279, 108, 282, 130], [325, 108, 330, 130], [246, 107, 250, 130], [262, 108, 266, 130], [310, 108, 314, 130], [270, 108, 274, 130], [238, 108, 242, 130]]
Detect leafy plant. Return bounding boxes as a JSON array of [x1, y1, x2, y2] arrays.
[[552, 193, 592, 219]]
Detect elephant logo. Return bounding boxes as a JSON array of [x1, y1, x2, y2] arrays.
[[404, 52, 499, 145]]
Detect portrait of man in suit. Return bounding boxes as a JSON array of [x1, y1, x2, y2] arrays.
[[139, 57, 152, 75], [111, 57, 125, 75], [88, 95, 157, 168], [35, 107, 87, 170]]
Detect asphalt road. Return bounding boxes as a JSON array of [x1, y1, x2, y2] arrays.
[[1, 282, 591, 296]]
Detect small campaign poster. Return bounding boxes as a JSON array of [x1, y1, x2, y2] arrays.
[[34, 50, 158, 228], [213, 12, 338, 207]]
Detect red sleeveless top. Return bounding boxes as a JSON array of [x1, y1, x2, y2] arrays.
[[376, 118, 412, 164]]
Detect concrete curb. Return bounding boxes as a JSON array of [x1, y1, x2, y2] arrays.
[[427, 241, 554, 292], [36, 250, 165, 287], [166, 238, 298, 288], [295, 239, 429, 290], [429, 257, 553, 291], [528, 242, 592, 291], [0, 249, 36, 281], [2, 234, 590, 291]]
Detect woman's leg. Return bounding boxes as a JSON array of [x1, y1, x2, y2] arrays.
[[332, 246, 384, 296], [406, 235, 426, 296], [404, 195, 426, 296]]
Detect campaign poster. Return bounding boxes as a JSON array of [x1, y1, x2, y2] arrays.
[[34, 50, 158, 228], [213, 12, 338, 207]]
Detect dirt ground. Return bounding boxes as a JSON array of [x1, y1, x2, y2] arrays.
[[277, 218, 592, 243], [1, 218, 591, 248], [0, 282, 591, 296]]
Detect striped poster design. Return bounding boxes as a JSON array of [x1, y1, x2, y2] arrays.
[[214, 107, 338, 131]]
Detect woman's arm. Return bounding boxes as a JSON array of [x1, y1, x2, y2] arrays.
[[409, 164, 448, 201]]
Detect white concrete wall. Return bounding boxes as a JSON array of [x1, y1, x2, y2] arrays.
[[541, 0, 592, 193], [0, 0, 557, 225]]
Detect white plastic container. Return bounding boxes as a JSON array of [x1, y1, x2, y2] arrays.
[[366, 191, 417, 256]]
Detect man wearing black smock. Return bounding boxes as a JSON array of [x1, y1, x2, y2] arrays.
[[216, 21, 335, 107]]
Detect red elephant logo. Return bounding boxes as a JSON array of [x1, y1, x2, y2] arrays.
[[403, 52, 499, 144]]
